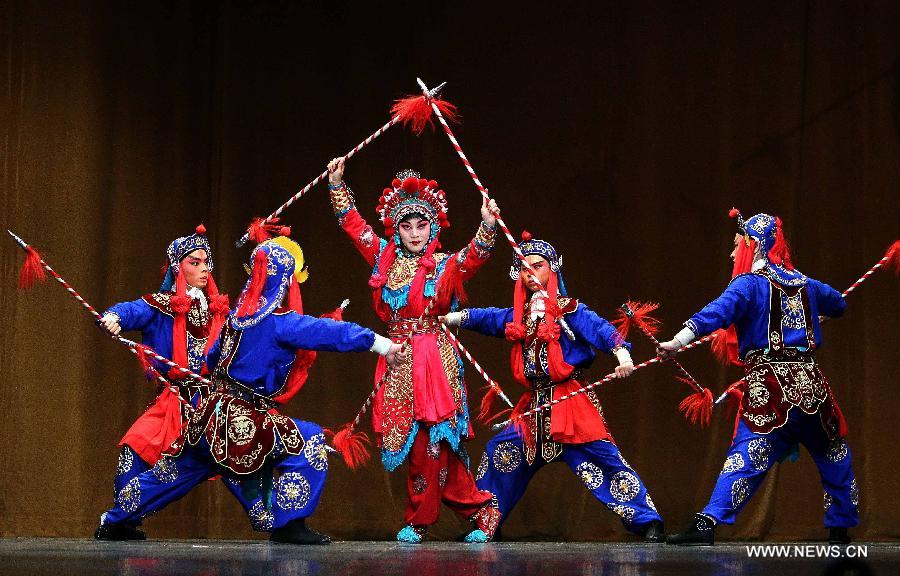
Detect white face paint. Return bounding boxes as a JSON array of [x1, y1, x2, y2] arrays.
[[398, 216, 431, 254]]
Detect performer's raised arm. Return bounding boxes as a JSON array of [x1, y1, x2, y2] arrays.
[[327, 156, 382, 266]]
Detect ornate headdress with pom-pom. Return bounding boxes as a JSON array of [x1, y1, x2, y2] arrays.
[[509, 231, 564, 282], [161, 224, 214, 291], [376, 170, 450, 238]]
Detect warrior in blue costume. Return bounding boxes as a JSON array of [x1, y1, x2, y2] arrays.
[[94, 224, 251, 540], [662, 211, 858, 546], [441, 232, 665, 542], [96, 235, 404, 544]]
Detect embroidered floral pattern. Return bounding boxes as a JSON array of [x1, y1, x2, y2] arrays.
[[610, 471, 640, 502], [275, 472, 311, 511], [116, 478, 141, 514], [731, 477, 750, 508], [747, 438, 772, 471], [576, 462, 604, 490], [303, 433, 329, 472], [492, 441, 522, 473], [722, 453, 745, 474], [117, 447, 134, 476], [152, 457, 179, 484], [248, 501, 274, 532]]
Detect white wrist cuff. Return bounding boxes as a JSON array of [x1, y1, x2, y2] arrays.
[[674, 327, 696, 348], [370, 334, 393, 356], [444, 312, 463, 327], [614, 347, 633, 365]]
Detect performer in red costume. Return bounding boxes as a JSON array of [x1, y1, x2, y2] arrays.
[[327, 156, 501, 543]]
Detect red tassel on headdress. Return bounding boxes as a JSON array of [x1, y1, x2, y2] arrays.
[[612, 300, 662, 340], [677, 384, 713, 427], [167, 267, 190, 380], [885, 240, 900, 276], [325, 423, 372, 470], [767, 217, 794, 270], [391, 95, 459, 135], [237, 249, 268, 318], [18, 246, 46, 290]]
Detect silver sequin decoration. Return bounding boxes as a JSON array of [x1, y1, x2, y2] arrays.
[[248, 501, 274, 532], [850, 479, 859, 507], [747, 438, 771, 471], [823, 492, 833, 511], [116, 477, 141, 514], [731, 477, 750, 508], [476, 452, 489, 480], [117, 447, 134, 476], [827, 440, 848, 463]]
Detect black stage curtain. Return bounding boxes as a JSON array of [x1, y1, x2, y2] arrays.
[[2, 0, 898, 540]]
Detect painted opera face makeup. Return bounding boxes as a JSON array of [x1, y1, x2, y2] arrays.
[[521, 254, 551, 293], [730, 234, 741, 262], [398, 215, 432, 255], [181, 249, 209, 289]]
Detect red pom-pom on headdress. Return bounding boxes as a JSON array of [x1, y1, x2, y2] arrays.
[[728, 208, 740, 219], [195, 223, 207, 235], [521, 230, 533, 242]]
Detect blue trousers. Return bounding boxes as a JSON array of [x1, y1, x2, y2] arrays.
[[103, 419, 329, 531], [474, 426, 663, 533], [702, 410, 858, 528]]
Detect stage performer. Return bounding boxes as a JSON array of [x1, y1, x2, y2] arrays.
[[442, 232, 665, 543], [661, 211, 858, 546], [326, 156, 501, 543], [96, 235, 405, 544], [94, 225, 253, 539]]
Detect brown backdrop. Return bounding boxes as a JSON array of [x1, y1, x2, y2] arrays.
[[2, 0, 898, 541]]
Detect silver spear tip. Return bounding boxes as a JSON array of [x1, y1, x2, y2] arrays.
[[340, 298, 350, 310], [416, 78, 447, 99], [7, 230, 27, 248]]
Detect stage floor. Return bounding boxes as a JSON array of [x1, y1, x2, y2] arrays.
[[0, 539, 895, 576]]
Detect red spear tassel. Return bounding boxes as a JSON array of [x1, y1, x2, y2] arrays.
[[678, 383, 713, 427], [612, 300, 662, 340], [133, 344, 155, 381], [885, 240, 900, 276], [477, 384, 501, 423], [18, 246, 46, 289], [325, 423, 372, 470], [245, 217, 287, 245], [391, 95, 459, 136]]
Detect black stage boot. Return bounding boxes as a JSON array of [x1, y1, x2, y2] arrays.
[[94, 523, 146, 541], [666, 514, 715, 546], [270, 518, 331, 545], [643, 521, 666, 543], [829, 527, 851, 545]]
